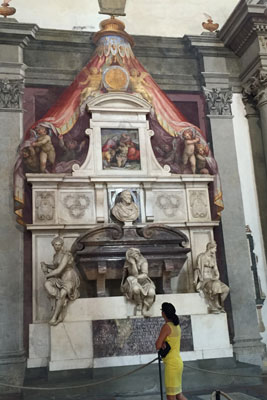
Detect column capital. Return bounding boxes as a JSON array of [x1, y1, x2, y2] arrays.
[[243, 68, 267, 108], [0, 78, 24, 111], [202, 86, 233, 116]]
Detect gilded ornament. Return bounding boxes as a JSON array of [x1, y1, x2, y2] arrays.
[[202, 14, 219, 33], [0, 0, 16, 18], [103, 66, 129, 91]]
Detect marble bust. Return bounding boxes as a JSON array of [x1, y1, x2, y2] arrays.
[[193, 241, 229, 314], [111, 190, 139, 223]]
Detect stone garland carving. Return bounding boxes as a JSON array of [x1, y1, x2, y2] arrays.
[[203, 87, 233, 116], [242, 69, 267, 107], [41, 236, 80, 326], [155, 193, 181, 217], [63, 194, 90, 218], [193, 241, 229, 314], [121, 248, 156, 317], [111, 190, 139, 224], [35, 192, 55, 221], [189, 191, 208, 218], [0, 78, 23, 109]]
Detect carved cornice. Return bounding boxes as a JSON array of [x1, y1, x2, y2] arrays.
[[203, 87, 233, 116], [0, 78, 24, 109], [219, 2, 267, 57], [242, 68, 267, 107]]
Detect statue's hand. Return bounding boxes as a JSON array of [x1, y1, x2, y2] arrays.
[[41, 262, 48, 274]]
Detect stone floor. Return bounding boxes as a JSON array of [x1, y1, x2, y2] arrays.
[[0, 363, 266, 400]]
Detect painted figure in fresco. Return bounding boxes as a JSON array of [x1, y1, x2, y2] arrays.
[[111, 190, 139, 223], [79, 67, 102, 102], [21, 146, 40, 173], [195, 143, 209, 174], [121, 248, 156, 316], [41, 236, 80, 325], [119, 132, 140, 162], [115, 142, 129, 167], [193, 241, 229, 313], [182, 129, 200, 174], [129, 69, 152, 103], [58, 134, 86, 162], [32, 124, 56, 173]]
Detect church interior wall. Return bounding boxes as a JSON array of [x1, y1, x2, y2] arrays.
[[232, 93, 267, 345]]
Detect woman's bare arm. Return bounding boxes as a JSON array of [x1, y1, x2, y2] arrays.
[[155, 323, 171, 350]]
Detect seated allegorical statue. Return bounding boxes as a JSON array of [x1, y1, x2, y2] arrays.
[[193, 241, 229, 313], [121, 248, 156, 316], [41, 236, 80, 326], [111, 190, 139, 224]]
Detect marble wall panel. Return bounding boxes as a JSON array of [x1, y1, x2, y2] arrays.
[[58, 190, 95, 225], [33, 190, 57, 225], [152, 190, 187, 223], [187, 189, 211, 222], [92, 316, 193, 358]]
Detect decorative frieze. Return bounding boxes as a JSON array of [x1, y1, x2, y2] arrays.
[[203, 87, 232, 116], [0, 79, 23, 109]]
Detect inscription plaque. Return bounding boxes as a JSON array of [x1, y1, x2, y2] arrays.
[[93, 316, 193, 358]]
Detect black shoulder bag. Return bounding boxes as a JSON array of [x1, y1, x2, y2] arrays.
[[158, 341, 171, 358]]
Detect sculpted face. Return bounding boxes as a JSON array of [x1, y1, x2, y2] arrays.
[[121, 190, 132, 205], [53, 240, 63, 252]]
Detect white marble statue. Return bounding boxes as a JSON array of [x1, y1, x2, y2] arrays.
[[121, 248, 156, 316], [193, 241, 229, 313], [41, 236, 80, 325], [111, 190, 139, 224]]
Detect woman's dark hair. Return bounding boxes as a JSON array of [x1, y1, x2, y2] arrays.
[[161, 302, 180, 326]]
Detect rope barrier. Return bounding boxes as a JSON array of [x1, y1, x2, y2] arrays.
[[0, 356, 262, 392], [0, 357, 158, 391], [184, 363, 262, 379]]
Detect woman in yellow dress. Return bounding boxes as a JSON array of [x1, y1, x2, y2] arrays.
[[156, 302, 187, 400]]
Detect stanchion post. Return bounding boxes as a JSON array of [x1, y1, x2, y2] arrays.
[[158, 355, 164, 400], [216, 390, 221, 400]]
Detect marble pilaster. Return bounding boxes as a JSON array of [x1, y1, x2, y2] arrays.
[[204, 87, 264, 365], [0, 19, 38, 394]]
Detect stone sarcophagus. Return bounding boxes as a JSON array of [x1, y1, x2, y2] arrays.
[[71, 223, 191, 297]]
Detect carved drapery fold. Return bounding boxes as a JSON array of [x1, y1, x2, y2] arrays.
[[203, 87, 233, 116], [0, 78, 24, 109]]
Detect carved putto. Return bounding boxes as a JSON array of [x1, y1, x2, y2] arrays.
[[193, 241, 229, 313], [41, 237, 80, 325], [121, 248, 156, 316], [111, 190, 139, 224]]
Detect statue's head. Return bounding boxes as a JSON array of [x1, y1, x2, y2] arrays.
[[120, 190, 133, 205], [206, 241, 217, 254], [126, 248, 140, 260], [51, 236, 64, 251]]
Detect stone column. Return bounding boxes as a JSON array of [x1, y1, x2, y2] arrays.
[[0, 19, 38, 394], [203, 87, 265, 365], [242, 89, 267, 258]]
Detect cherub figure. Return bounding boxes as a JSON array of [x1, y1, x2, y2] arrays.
[[80, 67, 102, 102], [21, 146, 40, 173], [182, 129, 200, 174], [129, 69, 152, 103], [32, 125, 56, 173], [195, 143, 209, 174]]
